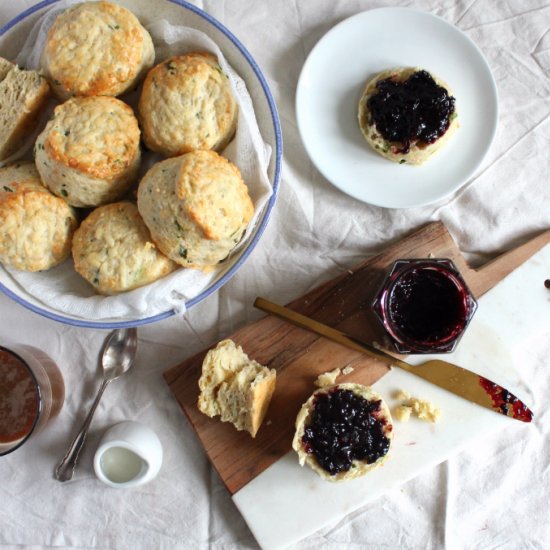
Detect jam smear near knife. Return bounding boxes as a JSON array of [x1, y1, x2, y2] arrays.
[[479, 377, 533, 422]]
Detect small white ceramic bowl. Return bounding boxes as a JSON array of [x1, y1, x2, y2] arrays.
[[94, 421, 163, 488]]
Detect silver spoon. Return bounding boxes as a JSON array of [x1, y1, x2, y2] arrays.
[[54, 328, 138, 482]]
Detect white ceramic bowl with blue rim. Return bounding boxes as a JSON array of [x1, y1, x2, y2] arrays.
[[0, 0, 282, 329]]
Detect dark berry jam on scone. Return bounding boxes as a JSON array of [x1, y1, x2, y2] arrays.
[[292, 383, 393, 481], [358, 68, 459, 165]]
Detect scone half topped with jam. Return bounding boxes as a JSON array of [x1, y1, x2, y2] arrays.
[[137, 150, 254, 270], [35, 96, 141, 208], [138, 52, 238, 157], [358, 67, 458, 165], [41, 1, 154, 100], [293, 383, 393, 482]]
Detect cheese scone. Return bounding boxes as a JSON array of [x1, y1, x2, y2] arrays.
[[139, 52, 238, 157], [293, 383, 393, 482], [41, 1, 154, 100], [0, 57, 50, 162], [35, 96, 141, 208], [358, 67, 459, 165], [137, 150, 253, 270], [72, 202, 177, 295], [0, 162, 77, 272], [0, 161, 43, 193], [198, 339, 276, 438]]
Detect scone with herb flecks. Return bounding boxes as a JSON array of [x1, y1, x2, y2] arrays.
[[41, 1, 154, 100], [0, 162, 77, 272], [138, 52, 238, 157], [198, 339, 276, 438], [0, 57, 50, 162], [72, 201, 177, 295], [137, 150, 253, 270], [0, 161, 44, 193], [35, 96, 141, 208]]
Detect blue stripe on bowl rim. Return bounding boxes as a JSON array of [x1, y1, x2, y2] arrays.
[[0, 0, 282, 330]]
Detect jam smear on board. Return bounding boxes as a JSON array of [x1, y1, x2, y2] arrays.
[[479, 377, 533, 423], [302, 387, 391, 476], [0, 349, 40, 444], [367, 70, 456, 154], [388, 267, 468, 343]]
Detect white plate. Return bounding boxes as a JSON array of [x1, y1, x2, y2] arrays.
[[296, 7, 498, 209]]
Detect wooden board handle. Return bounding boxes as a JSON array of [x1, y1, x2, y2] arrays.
[[460, 229, 550, 297]]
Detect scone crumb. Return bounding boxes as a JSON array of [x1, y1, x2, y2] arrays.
[[394, 390, 441, 423], [394, 405, 412, 422], [394, 389, 410, 401], [341, 365, 355, 375], [410, 398, 441, 422], [314, 368, 341, 388]]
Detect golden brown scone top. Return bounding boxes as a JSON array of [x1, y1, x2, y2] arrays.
[[42, 1, 154, 98], [72, 201, 177, 295], [139, 52, 238, 156], [0, 163, 77, 272], [177, 149, 253, 241], [41, 96, 140, 180]]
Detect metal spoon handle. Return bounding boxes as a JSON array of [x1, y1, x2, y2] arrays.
[[54, 378, 111, 482]]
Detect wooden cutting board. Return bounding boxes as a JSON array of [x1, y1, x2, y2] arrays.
[[163, 221, 550, 495]]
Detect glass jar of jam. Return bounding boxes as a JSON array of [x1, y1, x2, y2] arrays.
[[0, 344, 65, 456], [372, 259, 477, 354]]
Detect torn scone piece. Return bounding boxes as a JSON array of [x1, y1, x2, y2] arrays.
[[198, 339, 276, 437], [293, 383, 393, 482]]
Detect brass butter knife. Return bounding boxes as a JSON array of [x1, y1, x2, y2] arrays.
[[254, 297, 534, 423]]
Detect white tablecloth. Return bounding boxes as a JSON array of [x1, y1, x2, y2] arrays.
[[1, 1, 549, 549]]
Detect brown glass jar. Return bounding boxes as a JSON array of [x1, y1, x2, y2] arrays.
[[0, 344, 64, 456]]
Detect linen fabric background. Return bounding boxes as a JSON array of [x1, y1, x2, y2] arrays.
[[0, 1, 548, 549]]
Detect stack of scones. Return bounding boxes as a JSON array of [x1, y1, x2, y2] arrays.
[[0, 1, 254, 295]]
